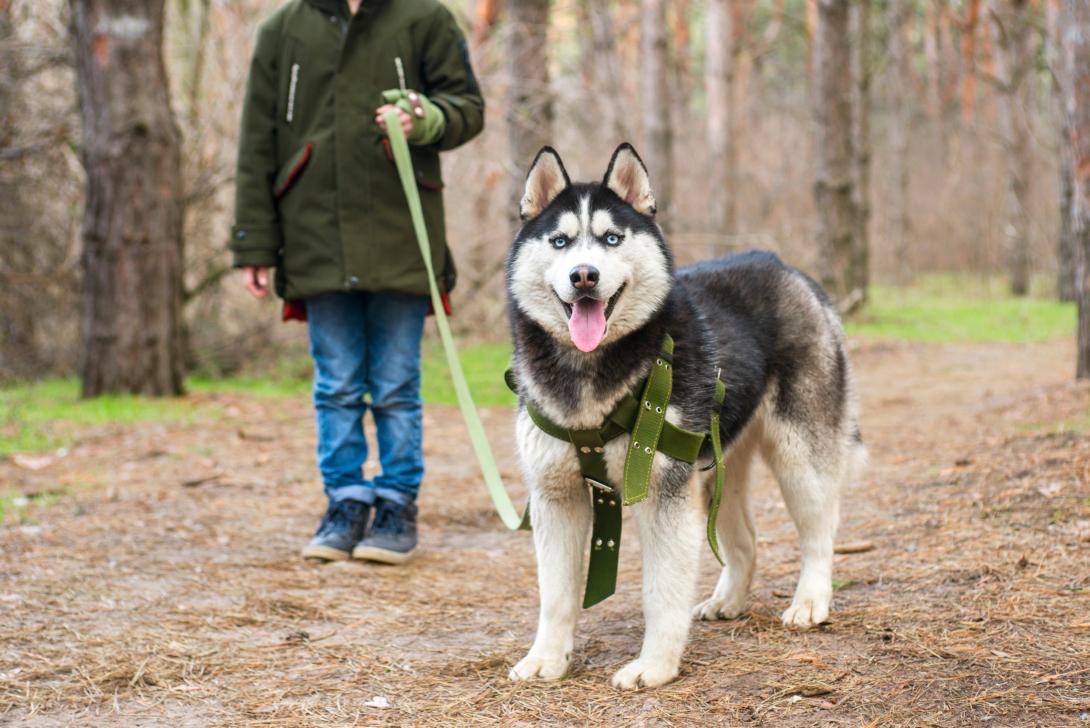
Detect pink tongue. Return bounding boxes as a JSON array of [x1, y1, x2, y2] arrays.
[[568, 298, 607, 352]]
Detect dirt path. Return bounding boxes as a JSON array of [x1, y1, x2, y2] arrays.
[[2, 339, 1088, 727]]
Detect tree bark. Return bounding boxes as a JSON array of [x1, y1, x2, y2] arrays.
[[990, 0, 1034, 297], [505, 0, 553, 231], [961, 0, 981, 122], [705, 0, 736, 240], [813, 0, 860, 301], [1062, 0, 1090, 377], [888, 0, 912, 283], [473, 0, 502, 47], [849, 0, 871, 305], [0, 0, 38, 379], [582, 0, 629, 142], [640, 0, 672, 229], [925, 0, 948, 164], [71, 0, 185, 396], [1048, 0, 1076, 301]]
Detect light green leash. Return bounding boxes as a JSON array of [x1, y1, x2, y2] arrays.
[[384, 111, 528, 531]]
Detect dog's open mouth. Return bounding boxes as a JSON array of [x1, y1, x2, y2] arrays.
[[554, 283, 626, 353]]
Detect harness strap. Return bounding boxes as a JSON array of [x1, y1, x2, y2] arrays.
[[503, 369, 706, 465], [707, 375, 728, 566], [566, 429, 623, 607], [622, 336, 675, 505]]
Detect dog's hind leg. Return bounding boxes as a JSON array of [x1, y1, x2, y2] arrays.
[[693, 428, 758, 621], [509, 486, 592, 682], [762, 419, 842, 629], [612, 475, 704, 689]]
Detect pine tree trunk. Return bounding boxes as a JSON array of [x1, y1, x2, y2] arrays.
[[0, 0, 39, 379], [925, 0, 948, 165], [849, 0, 871, 305], [813, 0, 860, 301], [505, 0, 553, 231], [71, 0, 185, 396], [1063, 0, 1090, 377], [705, 0, 736, 242], [1048, 0, 1077, 302], [961, 0, 981, 122], [990, 0, 1033, 297], [583, 0, 628, 142], [640, 0, 673, 229], [888, 0, 912, 284]]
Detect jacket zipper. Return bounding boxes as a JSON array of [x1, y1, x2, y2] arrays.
[[286, 63, 299, 123]]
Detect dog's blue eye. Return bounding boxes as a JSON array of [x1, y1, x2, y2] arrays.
[[605, 233, 622, 246], [550, 236, 568, 249]]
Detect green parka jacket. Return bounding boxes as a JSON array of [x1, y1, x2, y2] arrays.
[[229, 0, 484, 300]]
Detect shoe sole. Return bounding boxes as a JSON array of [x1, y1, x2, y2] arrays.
[[352, 545, 415, 565], [301, 544, 351, 561]]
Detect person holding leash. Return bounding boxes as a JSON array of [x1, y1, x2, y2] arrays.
[[229, 0, 483, 563]]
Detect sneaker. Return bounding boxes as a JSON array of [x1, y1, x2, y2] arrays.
[[352, 498, 417, 564], [301, 499, 370, 561]]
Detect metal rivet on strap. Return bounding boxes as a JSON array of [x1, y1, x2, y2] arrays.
[[597, 498, 604, 504], [594, 446, 604, 453], [607, 539, 616, 549], [633, 441, 640, 449], [644, 447, 652, 454], [656, 358, 662, 366], [645, 401, 652, 410], [595, 538, 603, 547], [655, 406, 663, 413], [580, 446, 591, 453], [609, 499, 616, 506]]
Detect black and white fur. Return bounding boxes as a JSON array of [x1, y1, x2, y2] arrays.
[[506, 144, 866, 689]]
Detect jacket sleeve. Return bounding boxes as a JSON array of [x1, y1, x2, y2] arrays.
[[420, 6, 485, 152], [229, 21, 282, 269]]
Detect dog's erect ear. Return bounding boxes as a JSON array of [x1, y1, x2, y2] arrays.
[[520, 147, 571, 221], [603, 143, 656, 216]]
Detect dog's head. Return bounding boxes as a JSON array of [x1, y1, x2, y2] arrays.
[[507, 144, 674, 353]]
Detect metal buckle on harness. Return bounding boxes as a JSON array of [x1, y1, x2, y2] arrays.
[[585, 477, 613, 493]]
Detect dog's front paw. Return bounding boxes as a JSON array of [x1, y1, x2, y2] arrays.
[[509, 651, 570, 682], [610, 657, 679, 689], [692, 594, 747, 621], [781, 592, 830, 629]]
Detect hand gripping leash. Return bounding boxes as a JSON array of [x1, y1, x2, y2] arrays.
[[383, 111, 529, 531]]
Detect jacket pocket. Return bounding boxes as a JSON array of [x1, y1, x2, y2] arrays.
[[274, 143, 314, 200], [379, 138, 444, 191]]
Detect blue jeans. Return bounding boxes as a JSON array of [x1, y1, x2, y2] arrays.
[[307, 291, 429, 506]]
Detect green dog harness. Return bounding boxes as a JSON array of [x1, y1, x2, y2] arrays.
[[507, 334, 728, 607], [384, 110, 726, 607]]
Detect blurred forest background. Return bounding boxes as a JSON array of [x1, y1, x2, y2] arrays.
[[1, 0, 1088, 392]]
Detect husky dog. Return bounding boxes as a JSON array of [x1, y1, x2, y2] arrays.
[[504, 143, 866, 689]]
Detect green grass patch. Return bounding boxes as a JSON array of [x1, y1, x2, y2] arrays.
[[420, 339, 515, 407], [188, 375, 311, 399], [0, 380, 219, 457], [846, 276, 1076, 343]]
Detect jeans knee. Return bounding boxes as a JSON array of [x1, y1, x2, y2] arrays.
[[314, 381, 367, 410], [370, 379, 421, 413]]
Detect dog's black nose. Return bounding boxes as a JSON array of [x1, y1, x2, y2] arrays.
[[570, 265, 599, 290]]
